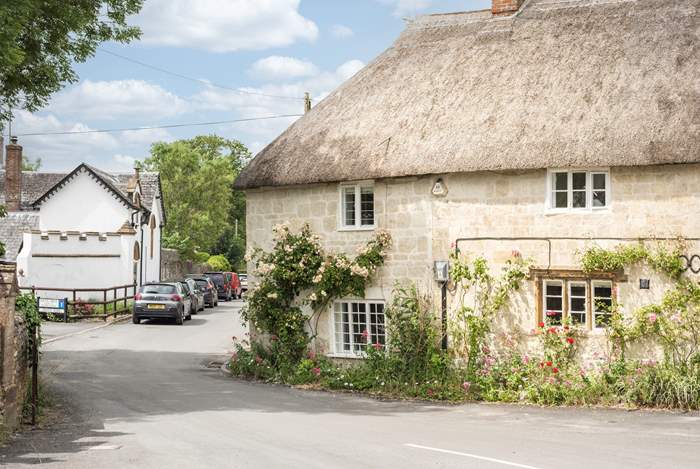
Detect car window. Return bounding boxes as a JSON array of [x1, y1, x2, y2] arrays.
[[180, 282, 190, 294], [194, 279, 208, 288], [206, 273, 225, 285], [141, 284, 176, 294]]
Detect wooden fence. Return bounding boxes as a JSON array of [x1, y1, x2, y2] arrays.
[[19, 284, 137, 321]]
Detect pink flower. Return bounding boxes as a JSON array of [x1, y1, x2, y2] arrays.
[[373, 343, 382, 351], [312, 367, 321, 376], [522, 354, 530, 364], [450, 242, 456, 249], [462, 381, 471, 392], [427, 389, 435, 397], [648, 313, 657, 324], [511, 249, 522, 258], [361, 330, 370, 342]]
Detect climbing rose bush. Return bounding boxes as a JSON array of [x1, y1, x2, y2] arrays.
[[238, 223, 391, 376]]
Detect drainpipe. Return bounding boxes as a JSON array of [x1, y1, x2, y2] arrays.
[[441, 281, 448, 350], [139, 215, 144, 286]]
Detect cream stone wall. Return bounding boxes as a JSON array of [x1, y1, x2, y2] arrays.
[[245, 164, 700, 360]]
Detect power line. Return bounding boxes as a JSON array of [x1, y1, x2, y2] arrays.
[[98, 48, 307, 101], [4, 114, 303, 138]]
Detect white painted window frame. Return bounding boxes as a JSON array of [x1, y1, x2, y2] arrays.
[[592, 280, 614, 329], [568, 281, 588, 326], [545, 169, 611, 214], [330, 299, 386, 357], [338, 181, 376, 231], [543, 279, 564, 324]]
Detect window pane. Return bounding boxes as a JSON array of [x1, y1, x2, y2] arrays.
[[555, 192, 568, 208], [360, 187, 374, 226], [546, 283, 562, 296], [570, 285, 586, 297], [593, 282, 614, 329], [544, 281, 563, 325], [593, 190, 606, 207], [594, 285, 612, 298], [343, 188, 356, 226], [572, 190, 587, 208], [572, 172, 587, 190], [593, 173, 607, 190], [369, 302, 386, 347], [569, 282, 587, 326], [554, 173, 568, 190]]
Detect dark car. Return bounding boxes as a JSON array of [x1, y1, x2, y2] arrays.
[[204, 272, 233, 301], [187, 275, 218, 308], [184, 278, 205, 312], [227, 272, 242, 299], [133, 283, 191, 325]]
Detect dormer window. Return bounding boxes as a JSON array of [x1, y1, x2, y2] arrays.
[[546, 169, 610, 212]]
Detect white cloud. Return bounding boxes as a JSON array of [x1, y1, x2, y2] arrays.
[[249, 56, 319, 81], [107, 154, 142, 172], [378, 0, 433, 17], [330, 24, 354, 39], [192, 60, 365, 149], [136, 0, 318, 52], [50, 80, 188, 121]]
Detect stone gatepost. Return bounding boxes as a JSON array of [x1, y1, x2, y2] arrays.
[[0, 262, 25, 433]]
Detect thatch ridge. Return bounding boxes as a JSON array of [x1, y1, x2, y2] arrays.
[[235, 0, 700, 189]]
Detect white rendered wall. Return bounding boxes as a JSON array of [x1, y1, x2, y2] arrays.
[[38, 169, 131, 232]]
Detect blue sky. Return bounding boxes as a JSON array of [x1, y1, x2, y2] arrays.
[[11, 0, 491, 172]]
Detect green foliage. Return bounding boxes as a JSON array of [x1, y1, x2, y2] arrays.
[[238, 224, 391, 378], [21, 155, 41, 171], [0, 1, 143, 128], [143, 135, 251, 260], [449, 253, 530, 378], [193, 251, 211, 263], [581, 242, 685, 279], [16, 293, 40, 350], [207, 254, 231, 272]]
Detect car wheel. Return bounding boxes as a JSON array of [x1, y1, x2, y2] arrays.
[[186, 311, 192, 321], [175, 309, 184, 325], [132, 315, 140, 324]]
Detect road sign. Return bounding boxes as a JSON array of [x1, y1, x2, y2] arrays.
[[38, 297, 68, 321]]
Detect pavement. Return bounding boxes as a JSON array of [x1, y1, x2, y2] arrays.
[[1, 301, 700, 469]]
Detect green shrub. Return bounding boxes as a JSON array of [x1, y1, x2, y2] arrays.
[[207, 254, 231, 271]]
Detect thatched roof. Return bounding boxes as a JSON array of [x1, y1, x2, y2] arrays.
[[235, 0, 700, 189]]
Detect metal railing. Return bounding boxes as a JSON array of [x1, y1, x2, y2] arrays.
[[19, 284, 137, 321]]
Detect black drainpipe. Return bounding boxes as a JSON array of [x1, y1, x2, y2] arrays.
[[440, 281, 448, 350], [139, 216, 144, 287]]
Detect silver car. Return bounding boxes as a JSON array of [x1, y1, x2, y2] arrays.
[[184, 278, 205, 313], [132, 283, 192, 325]]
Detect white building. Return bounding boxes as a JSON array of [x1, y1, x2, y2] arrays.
[[0, 138, 165, 291]]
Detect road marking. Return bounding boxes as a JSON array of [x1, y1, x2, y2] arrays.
[[88, 445, 122, 451], [404, 444, 544, 469]]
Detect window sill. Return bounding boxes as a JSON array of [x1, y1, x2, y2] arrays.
[[337, 226, 376, 232], [544, 208, 611, 216], [327, 353, 364, 359]]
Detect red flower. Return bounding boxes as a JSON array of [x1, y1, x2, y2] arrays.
[[538, 322, 545, 328], [427, 389, 435, 397], [566, 337, 575, 345], [563, 325, 570, 331], [539, 362, 545, 368], [546, 361, 553, 367], [547, 327, 557, 334], [552, 367, 559, 374], [373, 343, 382, 351], [312, 367, 321, 376]]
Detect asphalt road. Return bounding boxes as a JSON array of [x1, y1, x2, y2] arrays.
[[1, 300, 699, 469]]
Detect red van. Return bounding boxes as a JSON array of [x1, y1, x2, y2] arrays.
[[227, 272, 242, 299]]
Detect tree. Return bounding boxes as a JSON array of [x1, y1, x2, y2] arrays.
[[22, 155, 41, 171], [0, 1, 143, 129], [143, 135, 251, 260]]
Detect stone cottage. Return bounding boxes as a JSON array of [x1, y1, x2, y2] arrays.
[[0, 138, 165, 293], [234, 0, 700, 359]]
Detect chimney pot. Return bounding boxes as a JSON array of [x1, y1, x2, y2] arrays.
[[4, 137, 22, 211], [492, 0, 525, 16]]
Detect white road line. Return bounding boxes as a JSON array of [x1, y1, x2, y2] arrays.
[[404, 444, 544, 469]]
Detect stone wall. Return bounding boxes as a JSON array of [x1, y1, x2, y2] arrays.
[[160, 248, 208, 281], [0, 262, 28, 434], [245, 164, 700, 360]]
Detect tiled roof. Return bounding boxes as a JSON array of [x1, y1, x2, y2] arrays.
[[0, 212, 39, 261]]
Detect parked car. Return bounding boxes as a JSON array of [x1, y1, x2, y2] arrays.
[[179, 280, 201, 315], [186, 275, 218, 308], [239, 273, 248, 294], [204, 272, 233, 301], [227, 272, 242, 299], [184, 278, 205, 312], [133, 283, 191, 325]]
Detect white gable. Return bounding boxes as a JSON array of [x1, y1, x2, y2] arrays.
[[39, 168, 131, 232]]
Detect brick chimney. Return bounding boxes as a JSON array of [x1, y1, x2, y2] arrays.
[[5, 136, 22, 212], [492, 0, 524, 16]]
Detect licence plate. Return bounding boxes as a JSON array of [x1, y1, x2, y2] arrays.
[[147, 304, 166, 310]]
